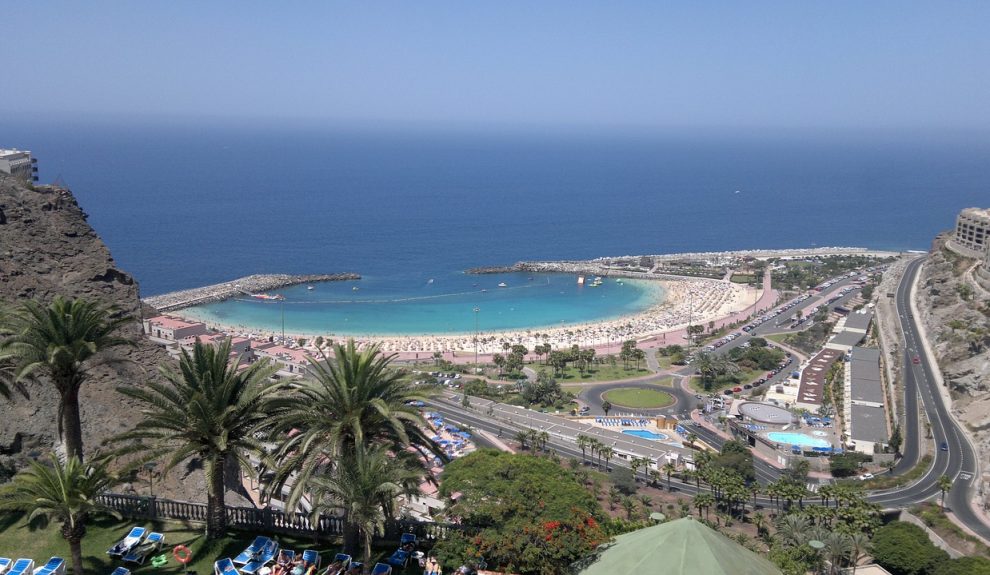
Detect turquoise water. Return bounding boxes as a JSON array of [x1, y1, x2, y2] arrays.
[[622, 430, 671, 441], [179, 273, 661, 336], [766, 432, 831, 448]]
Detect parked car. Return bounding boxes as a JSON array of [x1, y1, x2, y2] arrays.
[[858, 473, 874, 481]]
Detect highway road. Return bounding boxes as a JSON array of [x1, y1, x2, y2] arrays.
[[867, 257, 989, 537]]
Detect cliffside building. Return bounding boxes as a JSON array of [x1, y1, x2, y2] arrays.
[[0, 149, 38, 183], [948, 207, 990, 259], [144, 315, 208, 343], [979, 242, 990, 291]]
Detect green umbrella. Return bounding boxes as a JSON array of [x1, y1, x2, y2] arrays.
[[580, 517, 782, 575]]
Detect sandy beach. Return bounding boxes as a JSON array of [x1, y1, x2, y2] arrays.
[[172, 276, 759, 356]]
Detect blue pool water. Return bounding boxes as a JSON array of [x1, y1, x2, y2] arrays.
[[766, 432, 831, 448], [622, 430, 670, 441]]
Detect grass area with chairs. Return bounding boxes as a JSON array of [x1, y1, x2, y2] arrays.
[[0, 514, 421, 575]]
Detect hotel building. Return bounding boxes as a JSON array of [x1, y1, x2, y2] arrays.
[[0, 149, 38, 183], [949, 207, 990, 259]]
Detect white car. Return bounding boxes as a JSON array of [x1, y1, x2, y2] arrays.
[[858, 473, 875, 481]]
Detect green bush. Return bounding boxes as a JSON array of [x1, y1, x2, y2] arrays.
[[871, 521, 949, 575]]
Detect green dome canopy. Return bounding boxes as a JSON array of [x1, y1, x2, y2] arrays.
[[579, 517, 782, 575]]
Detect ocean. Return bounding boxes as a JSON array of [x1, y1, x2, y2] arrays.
[[4, 119, 988, 333]]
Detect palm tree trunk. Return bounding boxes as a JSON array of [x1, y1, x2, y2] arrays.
[[61, 386, 85, 462], [62, 521, 86, 575], [206, 456, 227, 539], [343, 521, 360, 557], [363, 531, 373, 565]]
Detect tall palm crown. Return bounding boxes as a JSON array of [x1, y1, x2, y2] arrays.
[[0, 296, 134, 461], [0, 453, 120, 575], [115, 338, 282, 538], [308, 446, 424, 562], [267, 339, 445, 509]]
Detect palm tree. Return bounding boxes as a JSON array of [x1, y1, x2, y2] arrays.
[[662, 462, 676, 491], [693, 492, 715, 520], [775, 513, 810, 547], [823, 532, 853, 575], [621, 497, 637, 519], [938, 474, 953, 511], [848, 531, 869, 574], [685, 433, 698, 450], [601, 445, 614, 472], [266, 340, 445, 510], [514, 430, 529, 450], [0, 296, 133, 461], [0, 453, 120, 575], [115, 338, 282, 538], [576, 434, 590, 464], [307, 446, 422, 563]]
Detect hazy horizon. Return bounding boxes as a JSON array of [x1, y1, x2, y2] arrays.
[[4, 2, 989, 133]]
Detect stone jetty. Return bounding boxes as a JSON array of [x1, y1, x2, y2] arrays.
[[143, 273, 360, 312]]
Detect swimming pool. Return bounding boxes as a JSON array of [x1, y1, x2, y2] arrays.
[[766, 432, 831, 449], [623, 430, 670, 441]]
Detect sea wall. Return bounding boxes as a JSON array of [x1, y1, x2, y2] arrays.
[[143, 273, 360, 312]]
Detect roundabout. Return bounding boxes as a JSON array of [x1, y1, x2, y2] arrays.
[[602, 387, 675, 409]]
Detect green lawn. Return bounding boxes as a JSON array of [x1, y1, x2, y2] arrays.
[[0, 514, 418, 575], [602, 387, 675, 409], [550, 363, 651, 382], [730, 274, 756, 284], [654, 354, 674, 369]]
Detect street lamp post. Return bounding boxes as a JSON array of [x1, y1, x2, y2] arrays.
[[473, 307, 480, 368]]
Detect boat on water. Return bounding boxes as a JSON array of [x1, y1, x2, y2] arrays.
[[498, 282, 508, 288], [428, 279, 434, 284], [251, 293, 285, 301], [352, 286, 360, 291], [577, 275, 585, 286], [307, 285, 315, 290]]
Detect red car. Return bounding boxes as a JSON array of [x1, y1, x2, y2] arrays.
[[912, 356, 921, 365], [732, 386, 743, 393]]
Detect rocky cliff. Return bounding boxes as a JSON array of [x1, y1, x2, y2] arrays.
[[917, 234, 990, 457], [0, 173, 227, 502]]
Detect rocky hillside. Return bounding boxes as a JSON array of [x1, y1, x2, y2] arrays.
[[0, 174, 234, 502], [917, 234, 990, 451]]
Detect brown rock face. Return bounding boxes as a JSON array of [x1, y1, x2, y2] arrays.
[[0, 173, 165, 459], [0, 174, 218, 501]]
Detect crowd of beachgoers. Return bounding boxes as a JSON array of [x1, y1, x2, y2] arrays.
[[179, 276, 755, 356]]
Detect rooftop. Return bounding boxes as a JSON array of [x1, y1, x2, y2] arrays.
[[147, 315, 205, 330], [796, 348, 842, 407], [842, 309, 874, 332]]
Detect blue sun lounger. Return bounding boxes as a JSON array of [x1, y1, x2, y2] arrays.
[[7, 560, 33, 575], [124, 531, 164, 564], [371, 563, 392, 575], [234, 536, 272, 565], [107, 526, 147, 557], [34, 557, 66, 575], [241, 539, 279, 574], [109, 568, 131, 575], [215, 558, 241, 575], [0, 558, 11, 575], [302, 550, 321, 568]]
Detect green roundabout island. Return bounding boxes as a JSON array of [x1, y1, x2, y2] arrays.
[[602, 387, 675, 409]]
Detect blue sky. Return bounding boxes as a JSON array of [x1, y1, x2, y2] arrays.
[[5, 2, 989, 131]]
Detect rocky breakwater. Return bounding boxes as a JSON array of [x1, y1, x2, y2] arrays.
[[143, 272, 362, 312]]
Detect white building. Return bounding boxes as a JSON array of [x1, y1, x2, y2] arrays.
[[0, 149, 38, 183], [948, 207, 990, 259]]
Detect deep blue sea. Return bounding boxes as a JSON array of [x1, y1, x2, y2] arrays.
[[4, 119, 989, 334]]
